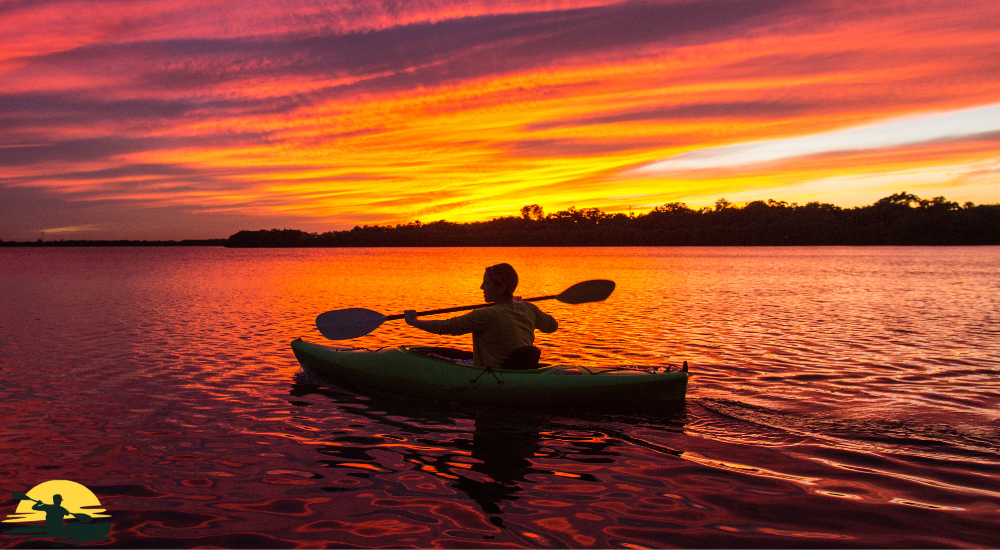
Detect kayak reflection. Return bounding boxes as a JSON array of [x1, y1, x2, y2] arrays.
[[290, 377, 547, 515], [289, 375, 687, 526], [455, 416, 541, 516]]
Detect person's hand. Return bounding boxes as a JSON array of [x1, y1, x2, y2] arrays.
[[404, 310, 417, 324]]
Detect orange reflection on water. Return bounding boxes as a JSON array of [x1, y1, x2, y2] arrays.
[[889, 498, 964, 511], [814, 490, 862, 500], [371, 499, 496, 533], [812, 457, 1000, 499], [5, 247, 999, 548], [337, 463, 385, 472], [756, 527, 854, 540], [679, 452, 820, 485]]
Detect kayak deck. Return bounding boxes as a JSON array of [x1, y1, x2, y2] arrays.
[[291, 338, 688, 407]]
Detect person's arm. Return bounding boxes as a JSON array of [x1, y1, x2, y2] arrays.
[[534, 306, 558, 333], [404, 310, 437, 332], [404, 308, 489, 335]]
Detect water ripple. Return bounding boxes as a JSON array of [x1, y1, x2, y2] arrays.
[[2, 247, 999, 548]]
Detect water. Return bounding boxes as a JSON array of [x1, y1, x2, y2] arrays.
[[1, 246, 998, 548]]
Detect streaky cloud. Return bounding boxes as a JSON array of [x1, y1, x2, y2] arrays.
[[500, 137, 667, 157], [40, 223, 106, 234], [0, 91, 300, 132], [20, 0, 802, 95], [527, 100, 817, 131], [635, 103, 1000, 173], [0, 133, 277, 167]]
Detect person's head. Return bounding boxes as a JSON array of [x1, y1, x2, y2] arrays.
[[52, 495, 62, 504], [481, 263, 518, 303]]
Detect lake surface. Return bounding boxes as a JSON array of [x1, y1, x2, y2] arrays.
[[1, 246, 998, 548]]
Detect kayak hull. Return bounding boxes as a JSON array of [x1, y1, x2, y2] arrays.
[[291, 338, 688, 407]]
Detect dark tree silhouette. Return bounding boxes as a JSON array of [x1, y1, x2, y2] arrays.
[[1, 239, 227, 247], [7, 192, 994, 247], [224, 192, 1000, 247]]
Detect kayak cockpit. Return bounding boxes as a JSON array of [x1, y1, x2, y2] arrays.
[[405, 346, 474, 365], [403, 346, 553, 370]]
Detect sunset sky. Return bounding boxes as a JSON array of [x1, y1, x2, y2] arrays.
[[2, 0, 999, 240]]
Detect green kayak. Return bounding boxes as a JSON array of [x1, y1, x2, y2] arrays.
[[291, 338, 688, 407]]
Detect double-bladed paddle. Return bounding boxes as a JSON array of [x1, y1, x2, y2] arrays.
[[316, 279, 615, 340], [11, 492, 92, 523]]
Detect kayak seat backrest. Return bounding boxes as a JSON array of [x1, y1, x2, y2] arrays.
[[502, 346, 541, 370]]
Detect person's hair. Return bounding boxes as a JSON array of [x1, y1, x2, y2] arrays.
[[486, 263, 518, 299]]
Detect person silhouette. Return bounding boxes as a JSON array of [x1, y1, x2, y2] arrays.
[[404, 263, 558, 370], [32, 494, 71, 530]]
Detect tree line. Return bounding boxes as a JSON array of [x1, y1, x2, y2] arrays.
[[226, 192, 1000, 247], [0, 239, 227, 247]]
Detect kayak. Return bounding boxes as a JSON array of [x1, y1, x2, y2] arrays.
[[291, 338, 688, 407], [3, 522, 111, 543]]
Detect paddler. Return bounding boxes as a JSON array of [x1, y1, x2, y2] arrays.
[[404, 263, 558, 370], [32, 494, 71, 530]]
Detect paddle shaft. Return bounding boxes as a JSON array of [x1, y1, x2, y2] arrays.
[[384, 294, 558, 320]]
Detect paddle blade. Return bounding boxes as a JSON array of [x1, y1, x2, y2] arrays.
[[556, 279, 615, 304], [316, 308, 387, 340], [12, 492, 33, 501], [73, 513, 92, 523]]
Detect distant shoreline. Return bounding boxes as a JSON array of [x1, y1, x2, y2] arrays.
[[0, 239, 227, 247], [224, 192, 1000, 247], [5, 242, 1000, 247], [5, 193, 999, 247]]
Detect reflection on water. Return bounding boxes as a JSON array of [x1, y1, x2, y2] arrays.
[[287, 373, 694, 546], [1, 246, 999, 547], [466, 418, 540, 517]]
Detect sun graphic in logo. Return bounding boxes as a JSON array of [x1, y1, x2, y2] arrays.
[[3, 480, 111, 543], [5, 480, 109, 523]]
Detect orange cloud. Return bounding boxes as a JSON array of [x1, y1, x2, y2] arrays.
[[1, 0, 999, 239]]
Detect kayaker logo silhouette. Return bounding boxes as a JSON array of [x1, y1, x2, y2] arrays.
[[2, 480, 111, 543]]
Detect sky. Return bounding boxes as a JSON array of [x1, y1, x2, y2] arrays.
[[1, 0, 999, 240]]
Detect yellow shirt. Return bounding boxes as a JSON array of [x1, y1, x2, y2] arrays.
[[420, 302, 558, 369]]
